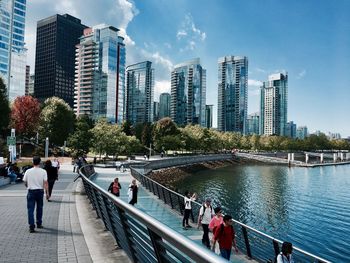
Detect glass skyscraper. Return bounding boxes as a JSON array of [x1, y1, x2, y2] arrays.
[[74, 25, 126, 124], [0, 0, 27, 101], [34, 14, 87, 107], [170, 58, 206, 126], [260, 73, 288, 136], [247, 112, 260, 135], [205, 104, 213, 128], [217, 56, 248, 133], [159, 92, 170, 119], [125, 61, 154, 124]]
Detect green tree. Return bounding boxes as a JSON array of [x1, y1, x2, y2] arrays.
[[0, 77, 10, 135], [141, 122, 153, 147], [67, 117, 92, 156], [121, 120, 133, 136], [39, 97, 75, 146], [153, 118, 179, 151]]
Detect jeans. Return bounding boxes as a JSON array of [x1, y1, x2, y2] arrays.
[[183, 209, 191, 226], [202, 224, 210, 248], [8, 172, 17, 183], [220, 249, 232, 260], [27, 189, 44, 228]]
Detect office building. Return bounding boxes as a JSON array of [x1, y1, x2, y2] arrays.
[[159, 92, 170, 119], [28, 74, 34, 96], [125, 61, 154, 124], [25, 65, 30, 95], [205, 105, 213, 128], [260, 73, 288, 136], [170, 58, 206, 126], [217, 56, 248, 133], [286, 121, 297, 138], [247, 112, 260, 135], [34, 14, 87, 107], [74, 25, 126, 123], [296, 126, 308, 140], [153, 101, 159, 122], [0, 0, 27, 101]]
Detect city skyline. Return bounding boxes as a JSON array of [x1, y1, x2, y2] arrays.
[[24, 0, 350, 136]]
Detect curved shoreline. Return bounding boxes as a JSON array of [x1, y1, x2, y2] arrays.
[[148, 159, 240, 190]]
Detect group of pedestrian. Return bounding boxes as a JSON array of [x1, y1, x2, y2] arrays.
[[108, 177, 138, 206], [182, 191, 294, 261]]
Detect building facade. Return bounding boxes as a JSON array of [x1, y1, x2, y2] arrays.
[[286, 121, 297, 138], [0, 0, 27, 101], [153, 101, 159, 122], [159, 92, 170, 119], [296, 126, 308, 140], [170, 58, 206, 126], [217, 56, 248, 133], [34, 14, 87, 107], [260, 73, 288, 136], [247, 112, 260, 135], [125, 61, 154, 124], [74, 25, 126, 123], [205, 105, 213, 128]]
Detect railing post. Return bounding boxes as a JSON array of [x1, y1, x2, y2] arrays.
[[273, 239, 280, 259], [116, 207, 138, 263], [241, 226, 252, 258], [178, 195, 183, 215], [162, 187, 166, 203], [100, 195, 113, 232], [148, 228, 167, 263], [169, 192, 174, 209], [91, 187, 101, 219]]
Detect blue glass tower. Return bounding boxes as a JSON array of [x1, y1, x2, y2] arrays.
[[126, 61, 154, 124], [0, 0, 27, 100], [217, 56, 248, 133], [170, 58, 206, 126]]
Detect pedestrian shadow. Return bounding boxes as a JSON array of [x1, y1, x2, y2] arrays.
[[49, 200, 75, 204], [35, 227, 84, 237]]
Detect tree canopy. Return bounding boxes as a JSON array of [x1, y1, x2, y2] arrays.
[[39, 97, 75, 146], [11, 96, 41, 137]]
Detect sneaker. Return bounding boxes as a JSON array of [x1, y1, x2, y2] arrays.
[[29, 228, 35, 233], [37, 225, 43, 229], [186, 225, 192, 228], [183, 226, 188, 230]]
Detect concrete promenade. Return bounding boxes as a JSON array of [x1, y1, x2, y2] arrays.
[[0, 163, 130, 263]]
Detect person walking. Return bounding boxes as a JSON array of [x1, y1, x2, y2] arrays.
[[44, 160, 58, 202], [209, 207, 223, 254], [276, 242, 294, 263], [182, 191, 197, 230], [108, 177, 122, 197], [212, 214, 239, 260], [128, 179, 138, 205], [23, 156, 48, 233], [198, 198, 215, 248]]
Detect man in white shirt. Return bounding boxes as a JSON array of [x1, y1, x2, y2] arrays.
[[23, 156, 48, 233], [198, 198, 215, 248]]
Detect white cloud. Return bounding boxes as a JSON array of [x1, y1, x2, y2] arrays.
[[154, 80, 171, 101], [177, 13, 206, 52], [297, 69, 306, 79], [256, 68, 266, 73], [248, 79, 263, 87], [176, 30, 187, 39], [248, 79, 262, 96]]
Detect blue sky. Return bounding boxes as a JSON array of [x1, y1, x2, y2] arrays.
[[26, 0, 350, 136]]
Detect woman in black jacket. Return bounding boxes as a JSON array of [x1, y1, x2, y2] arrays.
[[44, 160, 58, 202]]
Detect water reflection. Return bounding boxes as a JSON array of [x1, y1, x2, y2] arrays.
[[174, 164, 350, 262]]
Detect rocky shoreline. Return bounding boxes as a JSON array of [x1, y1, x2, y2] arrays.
[[148, 159, 240, 190]]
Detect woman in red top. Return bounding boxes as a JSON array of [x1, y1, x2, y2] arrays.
[[108, 177, 122, 197], [212, 214, 238, 260]]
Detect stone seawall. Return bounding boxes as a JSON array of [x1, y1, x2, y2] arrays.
[[148, 159, 238, 190]]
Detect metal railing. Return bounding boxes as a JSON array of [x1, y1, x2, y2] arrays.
[[130, 164, 331, 263], [79, 164, 227, 263]]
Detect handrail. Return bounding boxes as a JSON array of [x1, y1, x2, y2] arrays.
[[78, 164, 227, 263], [130, 163, 331, 263]]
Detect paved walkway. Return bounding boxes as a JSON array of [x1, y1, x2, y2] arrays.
[[0, 164, 129, 263]]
